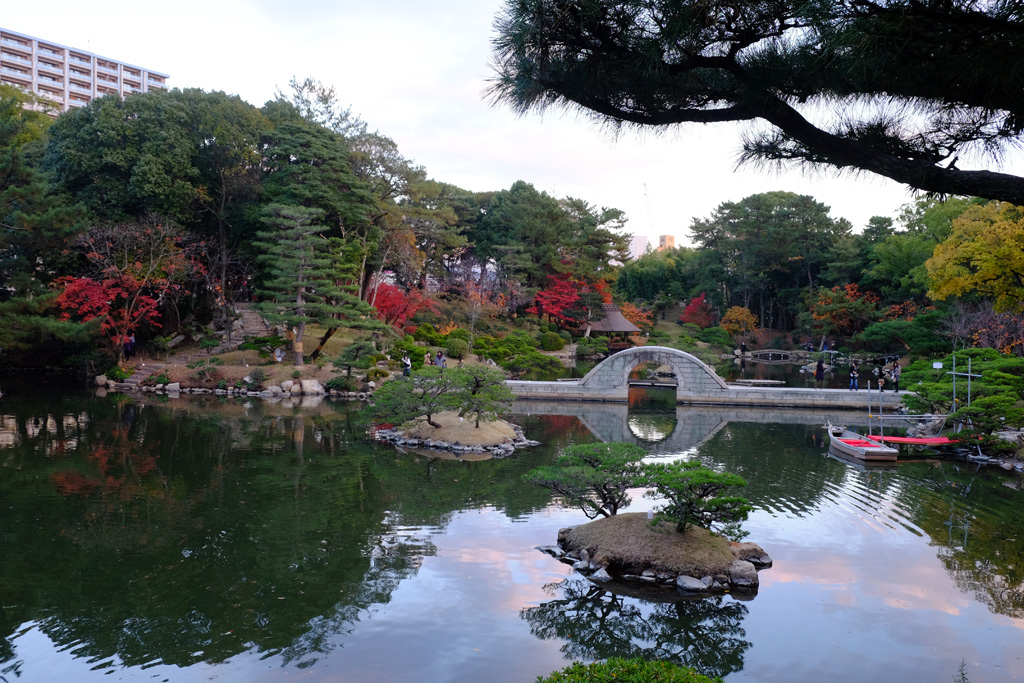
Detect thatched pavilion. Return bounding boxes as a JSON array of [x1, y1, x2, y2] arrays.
[[588, 303, 642, 350]]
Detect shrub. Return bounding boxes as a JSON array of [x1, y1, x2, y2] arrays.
[[246, 368, 267, 390], [413, 323, 440, 345], [190, 367, 222, 384], [152, 373, 170, 385], [446, 337, 470, 359], [558, 330, 572, 342], [148, 336, 170, 355], [697, 326, 732, 347], [105, 365, 133, 381], [576, 337, 608, 357], [537, 658, 721, 683], [367, 367, 389, 382], [679, 322, 702, 338], [325, 376, 358, 392], [473, 332, 562, 374], [540, 331, 565, 351], [447, 327, 470, 342], [649, 329, 671, 342]]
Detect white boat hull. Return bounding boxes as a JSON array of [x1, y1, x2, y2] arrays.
[[827, 422, 899, 461]]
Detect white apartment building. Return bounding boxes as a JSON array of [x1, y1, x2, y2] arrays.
[[0, 26, 168, 113]]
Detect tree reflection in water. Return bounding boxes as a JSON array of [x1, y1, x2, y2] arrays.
[[520, 574, 749, 679]]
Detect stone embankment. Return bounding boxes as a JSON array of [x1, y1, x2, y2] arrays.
[[538, 532, 773, 595], [95, 374, 375, 402]]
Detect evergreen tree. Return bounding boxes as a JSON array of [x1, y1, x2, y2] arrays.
[[0, 85, 89, 365], [490, 0, 1024, 203], [253, 204, 376, 366]]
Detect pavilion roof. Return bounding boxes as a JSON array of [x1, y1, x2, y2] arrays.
[[590, 303, 641, 333]]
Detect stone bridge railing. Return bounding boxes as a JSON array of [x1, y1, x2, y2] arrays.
[[508, 346, 904, 410]]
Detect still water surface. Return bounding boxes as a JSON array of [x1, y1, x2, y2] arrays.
[[1, 380, 1022, 682]]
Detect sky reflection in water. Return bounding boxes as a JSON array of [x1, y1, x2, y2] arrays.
[[1, 385, 1022, 682]]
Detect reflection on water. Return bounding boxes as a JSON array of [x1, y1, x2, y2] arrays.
[[0, 379, 1022, 682], [521, 575, 748, 680], [719, 359, 853, 389]]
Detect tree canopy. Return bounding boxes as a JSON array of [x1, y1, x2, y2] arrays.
[[489, 0, 1024, 203]]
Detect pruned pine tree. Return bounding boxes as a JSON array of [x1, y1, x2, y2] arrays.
[[254, 204, 375, 366]]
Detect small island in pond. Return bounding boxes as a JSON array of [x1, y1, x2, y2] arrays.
[[542, 513, 772, 595], [526, 442, 771, 595], [373, 411, 540, 457]]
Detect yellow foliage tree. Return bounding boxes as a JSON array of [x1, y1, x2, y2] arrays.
[[927, 202, 1024, 313], [720, 306, 758, 338]]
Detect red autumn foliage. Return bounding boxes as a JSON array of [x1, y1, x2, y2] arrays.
[[527, 275, 613, 325], [680, 292, 715, 329], [55, 270, 163, 348], [808, 284, 880, 337], [373, 282, 440, 329]]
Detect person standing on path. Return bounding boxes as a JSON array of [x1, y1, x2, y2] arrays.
[[436, 350, 446, 369], [849, 362, 859, 391], [815, 358, 825, 389], [891, 361, 901, 392], [402, 355, 412, 377]]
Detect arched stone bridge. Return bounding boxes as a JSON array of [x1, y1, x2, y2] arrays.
[[507, 345, 903, 410]]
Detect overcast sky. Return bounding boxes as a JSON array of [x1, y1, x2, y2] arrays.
[[7, 1, 1014, 247]]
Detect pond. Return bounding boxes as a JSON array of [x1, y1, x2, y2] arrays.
[[716, 357, 870, 389], [1, 379, 1022, 682]]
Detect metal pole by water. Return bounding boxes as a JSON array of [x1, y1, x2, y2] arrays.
[[952, 354, 957, 409], [867, 380, 872, 436], [967, 357, 972, 407]]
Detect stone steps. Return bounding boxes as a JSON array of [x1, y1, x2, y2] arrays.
[[125, 362, 164, 386], [210, 304, 272, 353]]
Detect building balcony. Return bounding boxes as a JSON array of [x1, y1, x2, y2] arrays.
[[37, 61, 64, 75], [68, 99, 88, 107], [69, 54, 91, 65], [97, 63, 118, 74], [69, 82, 92, 94], [0, 38, 32, 54], [39, 90, 64, 103], [0, 66, 31, 82], [147, 81, 166, 89], [37, 73, 62, 85], [37, 46, 64, 58], [0, 52, 32, 66]]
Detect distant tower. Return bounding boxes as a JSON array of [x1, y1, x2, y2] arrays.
[[658, 235, 675, 251], [629, 235, 648, 260]]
